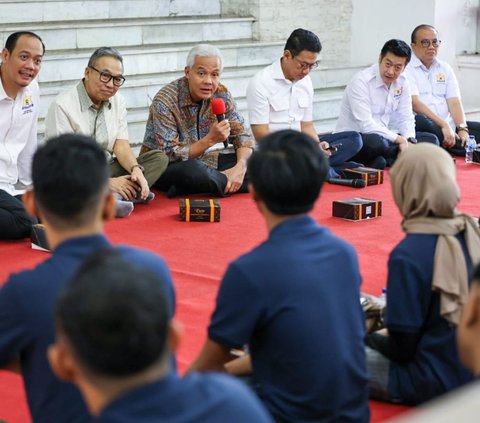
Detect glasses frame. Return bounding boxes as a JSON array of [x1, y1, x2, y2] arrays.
[[418, 39, 442, 48], [88, 66, 126, 87], [292, 56, 319, 71]]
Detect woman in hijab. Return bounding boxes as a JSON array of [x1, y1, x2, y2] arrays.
[[365, 143, 480, 405]]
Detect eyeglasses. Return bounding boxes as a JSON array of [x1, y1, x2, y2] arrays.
[[88, 66, 126, 87], [418, 39, 441, 48], [293, 56, 319, 71]]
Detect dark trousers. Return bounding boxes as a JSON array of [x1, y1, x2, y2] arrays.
[[352, 131, 439, 168], [320, 131, 364, 175], [0, 189, 37, 240], [415, 114, 480, 156], [155, 154, 248, 198]]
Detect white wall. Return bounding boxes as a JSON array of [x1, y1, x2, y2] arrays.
[[350, 0, 478, 66]]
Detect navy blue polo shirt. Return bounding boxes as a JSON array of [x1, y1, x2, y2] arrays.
[[208, 216, 370, 423], [386, 233, 474, 404], [94, 372, 273, 422], [0, 235, 175, 423]]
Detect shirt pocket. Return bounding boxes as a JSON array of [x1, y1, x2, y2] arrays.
[[269, 96, 290, 123], [297, 95, 310, 109], [433, 81, 447, 96]]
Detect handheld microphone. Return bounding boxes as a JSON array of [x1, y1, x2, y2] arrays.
[[328, 178, 366, 188], [211, 97, 228, 148]]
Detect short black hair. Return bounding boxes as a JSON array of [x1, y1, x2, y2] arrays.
[[55, 249, 170, 377], [248, 130, 329, 215], [5, 31, 45, 55], [411, 24, 437, 43], [284, 28, 322, 57], [380, 39, 411, 65], [32, 134, 109, 228]]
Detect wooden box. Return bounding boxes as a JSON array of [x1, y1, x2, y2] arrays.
[[332, 198, 382, 221], [341, 167, 384, 186], [179, 199, 220, 222]]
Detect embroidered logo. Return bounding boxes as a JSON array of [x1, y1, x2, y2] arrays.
[[436, 73, 446, 83], [22, 93, 34, 113], [393, 86, 403, 98]]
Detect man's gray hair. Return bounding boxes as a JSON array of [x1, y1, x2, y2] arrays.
[[87, 47, 123, 68], [186, 44, 223, 72]]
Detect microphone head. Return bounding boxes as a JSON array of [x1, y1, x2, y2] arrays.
[[352, 179, 366, 188], [211, 97, 226, 115]]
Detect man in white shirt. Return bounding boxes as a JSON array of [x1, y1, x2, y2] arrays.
[[406, 24, 479, 156], [0, 31, 44, 240], [336, 39, 438, 168], [247, 28, 363, 176], [45, 47, 168, 217]]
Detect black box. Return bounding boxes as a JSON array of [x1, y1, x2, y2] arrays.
[[31, 224, 51, 252], [179, 199, 221, 222], [341, 167, 384, 186], [332, 198, 382, 221]]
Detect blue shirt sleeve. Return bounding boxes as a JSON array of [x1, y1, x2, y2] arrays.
[[0, 277, 31, 365], [208, 263, 264, 349], [385, 252, 431, 333]]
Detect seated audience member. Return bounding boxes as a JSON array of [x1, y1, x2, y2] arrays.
[[406, 24, 480, 156], [141, 44, 254, 198], [189, 130, 369, 422], [246, 28, 363, 177], [48, 250, 274, 423], [0, 134, 175, 423], [45, 47, 168, 217], [0, 31, 44, 239], [336, 39, 438, 168], [383, 263, 480, 423], [365, 143, 480, 405]]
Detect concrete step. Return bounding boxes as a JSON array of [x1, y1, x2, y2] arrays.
[[0, 16, 254, 53], [0, 0, 220, 25]]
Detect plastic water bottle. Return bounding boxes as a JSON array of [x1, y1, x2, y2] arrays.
[[465, 135, 476, 164]]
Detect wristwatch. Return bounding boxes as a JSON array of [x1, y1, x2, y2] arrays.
[[457, 124, 469, 133], [407, 137, 417, 144], [130, 164, 145, 173]]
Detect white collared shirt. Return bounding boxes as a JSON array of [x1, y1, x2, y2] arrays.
[[44, 81, 129, 153], [0, 76, 39, 195], [246, 58, 313, 133], [405, 53, 461, 128], [335, 64, 415, 141]]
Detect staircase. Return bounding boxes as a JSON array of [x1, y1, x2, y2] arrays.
[[0, 0, 365, 144]]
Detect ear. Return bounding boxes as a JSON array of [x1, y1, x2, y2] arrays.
[[1, 47, 9, 63], [48, 343, 77, 383], [102, 192, 116, 221], [22, 190, 39, 219], [84, 66, 90, 80], [283, 50, 291, 60], [184, 66, 190, 79], [167, 319, 183, 353]]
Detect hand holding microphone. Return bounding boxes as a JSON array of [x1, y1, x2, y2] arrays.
[[211, 97, 230, 148]]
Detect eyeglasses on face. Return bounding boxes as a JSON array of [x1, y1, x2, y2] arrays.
[[418, 39, 441, 48], [88, 66, 126, 87], [292, 56, 319, 71]]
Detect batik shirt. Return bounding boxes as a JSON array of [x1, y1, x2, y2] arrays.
[[143, 77, 253, 169]]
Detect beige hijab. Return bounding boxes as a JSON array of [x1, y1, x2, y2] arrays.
[[390, 143, 480, 326]]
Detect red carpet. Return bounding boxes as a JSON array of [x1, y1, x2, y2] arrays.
[[0, 160, 478, 422]]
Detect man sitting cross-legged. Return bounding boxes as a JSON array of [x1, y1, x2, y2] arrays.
[[189, 129, 369, 423]]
